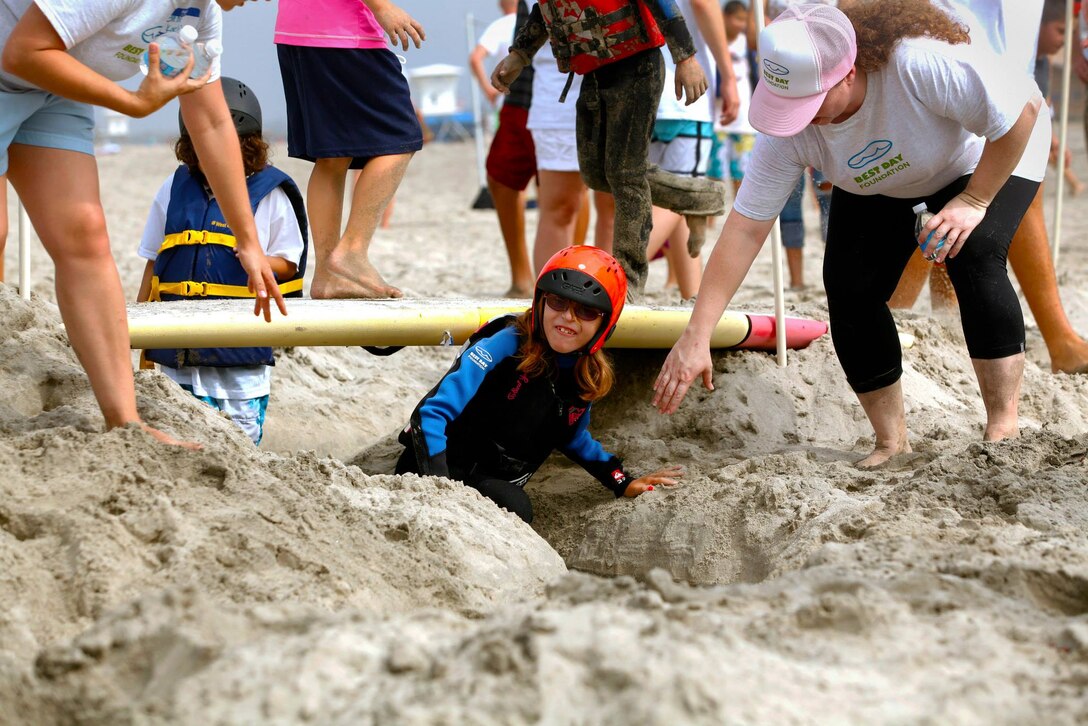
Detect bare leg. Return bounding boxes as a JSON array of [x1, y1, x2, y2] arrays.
[[593, 191, 615, 253], [889, 249, 929, 309], [487, 174, 533, 297], [7, 145, 197, 448], [972, 354, 1023, 441], [573, 187, 590, 247], [786, 247, 804, 290], [854, 380, 911, 469], [311, 153, 412, 299], [663, 220, 701, 300], [534, 170, 586, 273], [927, 264, 957, 313], [380, 195, 395, 229], [1007, 187, 1088, 373]]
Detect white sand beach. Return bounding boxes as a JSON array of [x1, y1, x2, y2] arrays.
[[1, 136, 1087, 724]]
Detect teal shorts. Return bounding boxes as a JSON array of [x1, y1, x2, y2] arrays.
[[0, 90, 95, 175], [179, 384, 270, 446]]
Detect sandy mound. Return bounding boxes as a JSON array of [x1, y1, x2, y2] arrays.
[[3, 139, 1088, 722]]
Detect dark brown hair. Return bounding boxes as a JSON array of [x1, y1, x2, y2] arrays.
[[841, 0, 970, 73], [513, 310, 615, 402], [174, 132, 270, 184]]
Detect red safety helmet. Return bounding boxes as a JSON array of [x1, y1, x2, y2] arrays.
[[532, 246, 627, 355]]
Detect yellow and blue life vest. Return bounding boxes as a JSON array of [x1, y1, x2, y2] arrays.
[[145, 165, 308, 368]]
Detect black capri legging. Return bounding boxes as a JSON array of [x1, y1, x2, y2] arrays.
[[823, 174, 1039, 394]]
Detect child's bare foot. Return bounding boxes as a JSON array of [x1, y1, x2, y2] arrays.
[[311, 252, 402, 299], [139, 422, 202, 450], [982, 422, 1018, 442]]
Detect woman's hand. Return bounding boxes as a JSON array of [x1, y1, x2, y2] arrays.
[[491, 52, 528, 95], [652, 329, 715, 414], [922, 192, 988, 264], [623, 465, 684, 497], [128, 44, 208, 117], [674, 56, 708, 106]]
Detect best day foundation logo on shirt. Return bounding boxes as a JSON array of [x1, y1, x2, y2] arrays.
[[116, 6, 205, 66], [849, 140, 911, 190]]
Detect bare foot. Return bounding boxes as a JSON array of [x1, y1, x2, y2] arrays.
[[311, 251, 402, 299], [139, 422, 203, 450], [1070, 180, 1085, 197], [1049, 337, 1088, 374], [982, 423, 1018, 442], [855, 437, 912, 469]]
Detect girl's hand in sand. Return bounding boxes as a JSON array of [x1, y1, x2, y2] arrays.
[[624, 466, 684, 497], [491, 52, 527, 95], [128, 44, 207, 118], [235, 244, 287, 321], [369, 2, 425, 50], [653, 330, 714, 414], [923, 192, 988, 264], [675, 56, 708, 106]]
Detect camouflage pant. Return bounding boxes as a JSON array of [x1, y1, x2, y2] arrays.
[[576, 49, 664, 292]]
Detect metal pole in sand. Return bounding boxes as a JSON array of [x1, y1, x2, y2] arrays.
[[1052, 0, 1075, 265], [17, 200, 30, 301], [753, 0, 787, 367], [466, 13, 494, 210]]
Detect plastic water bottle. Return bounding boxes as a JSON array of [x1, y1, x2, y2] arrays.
[[912, 202, 946, 261], [190, 39, 222, 79], [140, 25, 197, 78]]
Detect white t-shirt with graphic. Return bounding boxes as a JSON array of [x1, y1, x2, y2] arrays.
[[734, 37, 1039, 221], [0, 0, 222, 93], [137, 170, 305, 400]]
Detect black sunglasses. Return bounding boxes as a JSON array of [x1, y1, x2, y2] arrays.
[[543, 293, 605, 322]]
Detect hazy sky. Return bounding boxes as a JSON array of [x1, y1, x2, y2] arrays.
[[125, 0, 510, 139]]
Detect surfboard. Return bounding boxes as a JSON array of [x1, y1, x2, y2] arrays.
[[125, 298, 828, 351]]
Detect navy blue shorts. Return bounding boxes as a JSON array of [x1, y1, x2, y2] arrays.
[[276, 45, 423, 169]]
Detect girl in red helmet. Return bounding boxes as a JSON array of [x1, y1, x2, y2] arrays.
[[396, 246, 682, 523]]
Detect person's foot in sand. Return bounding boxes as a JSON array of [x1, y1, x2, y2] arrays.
[[855, 381, 912, 469], [856, 433, 912, 469], [310, 249, 403, 299]]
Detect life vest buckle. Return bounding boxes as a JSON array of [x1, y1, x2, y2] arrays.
[[183, 281, 209, 296]]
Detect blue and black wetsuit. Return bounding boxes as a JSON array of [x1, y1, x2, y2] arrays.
[[396, 317, 632, 523]]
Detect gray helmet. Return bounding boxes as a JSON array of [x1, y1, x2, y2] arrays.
[[178, 77, 262, 137]]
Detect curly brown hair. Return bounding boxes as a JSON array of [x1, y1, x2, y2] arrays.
[[513, 310, 615, 402], [841, 0, 970, 73], [174, 132, 270, 185]]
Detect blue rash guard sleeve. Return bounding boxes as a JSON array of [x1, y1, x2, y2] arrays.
[[559, 407, 632, 497], [415, 326, 522, 474]]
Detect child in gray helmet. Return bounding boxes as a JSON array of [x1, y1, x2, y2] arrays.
[[135, 78, 309, 446]]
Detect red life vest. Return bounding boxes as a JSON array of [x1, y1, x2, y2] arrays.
[[539, 0, 665, 75]]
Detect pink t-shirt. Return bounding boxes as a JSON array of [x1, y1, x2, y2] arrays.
[[274, 0, 387, 49]]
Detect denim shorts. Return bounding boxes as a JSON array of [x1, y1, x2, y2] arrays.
[[0, 90, 95, 175]]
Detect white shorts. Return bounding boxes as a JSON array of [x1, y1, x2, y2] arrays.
[[648, 136, 714, 177], [529, 128, 580, 172]]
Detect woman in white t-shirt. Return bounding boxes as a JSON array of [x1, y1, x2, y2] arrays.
[[0, 0, 282, 449], [654, 1, 1043, 469]]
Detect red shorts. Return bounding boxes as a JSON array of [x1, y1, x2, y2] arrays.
[[485, 104, 536, 191]]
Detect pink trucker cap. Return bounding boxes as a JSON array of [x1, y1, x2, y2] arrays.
[[749, 3, 857, 137]]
